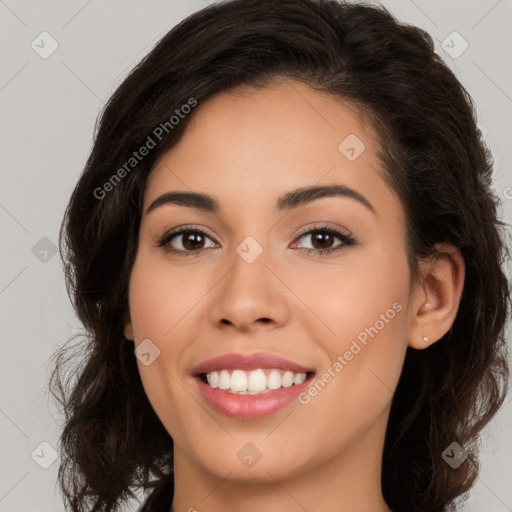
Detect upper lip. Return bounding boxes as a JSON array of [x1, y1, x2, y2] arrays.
[[191, 352, 315, 375]]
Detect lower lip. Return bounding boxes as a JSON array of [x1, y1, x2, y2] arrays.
[[194, 375, 314, 419]]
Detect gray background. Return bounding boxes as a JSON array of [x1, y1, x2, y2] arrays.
[[0, 0, 511, 510]]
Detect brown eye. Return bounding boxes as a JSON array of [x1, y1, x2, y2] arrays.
[[157, 228, 217, 256], [180, 232, 207, 250], [293, 225, 356, 256], [305, 231, 336, 250]]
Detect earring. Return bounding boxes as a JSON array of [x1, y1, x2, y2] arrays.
[[423, 336, 429, 343]]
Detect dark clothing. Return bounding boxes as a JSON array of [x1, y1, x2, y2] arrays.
[[138, 473, 174, 512]]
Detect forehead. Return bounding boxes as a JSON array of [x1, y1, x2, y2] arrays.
[[143, 80, 401, 225]]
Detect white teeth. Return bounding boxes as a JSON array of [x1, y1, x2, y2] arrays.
[[230, 370, 247, 392], [281, 371, 294, 388], [267, 369, 282, 390], [218, 370, 230, 390], [207, 371, 219, 388], [248, 369, 267, 392], [293, 372, 307, 385], [204, 368, 309, 394]]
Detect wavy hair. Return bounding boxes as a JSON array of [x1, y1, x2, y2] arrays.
[[48, 1, 511, 511]]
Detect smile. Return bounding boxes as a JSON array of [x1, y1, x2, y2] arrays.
[[191, 352, 316, 419]]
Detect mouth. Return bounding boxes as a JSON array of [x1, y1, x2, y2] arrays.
[[191, 353, 316, 419]]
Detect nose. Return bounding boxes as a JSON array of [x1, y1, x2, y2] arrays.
[[210, 243, 291, 333]]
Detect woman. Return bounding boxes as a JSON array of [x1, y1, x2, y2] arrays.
[[49, 0, 510, 511]]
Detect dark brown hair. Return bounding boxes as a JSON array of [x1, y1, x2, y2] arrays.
[[49, 1, 511, 511]]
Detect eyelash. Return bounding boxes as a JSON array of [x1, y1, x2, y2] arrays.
[[156, 224, 356, 258]]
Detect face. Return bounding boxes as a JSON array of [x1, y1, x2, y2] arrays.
[[125, 79, 417, 487]]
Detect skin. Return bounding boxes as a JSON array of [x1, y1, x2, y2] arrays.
[[124, 79, 465, 512]]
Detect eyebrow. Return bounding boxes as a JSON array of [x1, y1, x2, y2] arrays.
[[145, 184, 376, 216]]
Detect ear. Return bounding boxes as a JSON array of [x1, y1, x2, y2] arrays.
[[408, 242, 465, 349], [123, 313, 134, 341]]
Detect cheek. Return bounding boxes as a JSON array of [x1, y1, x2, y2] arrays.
[[297, 245, 411, 413], [127, 256, 197, 440], [127, 253, 218, 432], [287, 242, 410, 340], [128, 252, 211, 340]]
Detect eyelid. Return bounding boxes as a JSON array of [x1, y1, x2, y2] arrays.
[[292, 222, 353, 241]]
